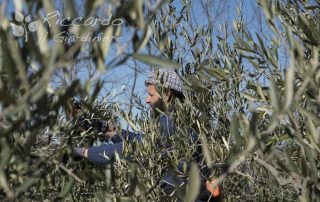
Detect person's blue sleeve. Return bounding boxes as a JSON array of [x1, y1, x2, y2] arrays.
[[177, 158, 188, 173], [87, 129, 141, 165], [87, 142, 124, 165], [160, 170, 186, 199], [111, 129, 142, 143]]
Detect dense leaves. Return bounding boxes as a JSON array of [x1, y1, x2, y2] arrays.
[[0, 0, 319, 201]]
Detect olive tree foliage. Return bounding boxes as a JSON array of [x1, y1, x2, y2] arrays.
[[0, 0, 168, 200], [148, 0, 320, 201], [0, 0, 319, 201], [229, 0, 320, 200]]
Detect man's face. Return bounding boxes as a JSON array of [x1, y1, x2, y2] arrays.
[[146, 84, 163, 114]]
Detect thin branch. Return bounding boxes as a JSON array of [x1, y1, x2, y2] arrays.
[[128, 60, 138, 117], [254, 155, 291, 186], [53, 160, 84, 183]]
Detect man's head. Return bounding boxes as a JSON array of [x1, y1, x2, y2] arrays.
[[145, 68, 184, 115]]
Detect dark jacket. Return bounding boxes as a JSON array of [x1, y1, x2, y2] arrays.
[[87, 129, 139, 164]]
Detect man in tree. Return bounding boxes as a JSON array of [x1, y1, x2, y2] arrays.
[[74, 68, 221, 201]]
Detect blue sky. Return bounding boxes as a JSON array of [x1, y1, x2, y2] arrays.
[[1, 0, 287, 127]]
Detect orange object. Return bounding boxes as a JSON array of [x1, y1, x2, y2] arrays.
[[205, 178, 221, 197]]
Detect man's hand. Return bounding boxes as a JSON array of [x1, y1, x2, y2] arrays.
[[102, 121, 117, 139], [73, 147, 88, 158]]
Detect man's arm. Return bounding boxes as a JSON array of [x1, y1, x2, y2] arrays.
[[74, 129, 141, 165], [85, 142, 124, 164]]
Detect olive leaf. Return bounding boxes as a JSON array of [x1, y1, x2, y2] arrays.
[[185, 163, 200, 202], [133, 53, 179, 69]]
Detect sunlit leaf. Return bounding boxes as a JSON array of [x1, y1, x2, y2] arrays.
[[133, 53, 179, 69], [241, 92, 259, 102], [283, 65, 295, 111], [185, 163, 200, 202]]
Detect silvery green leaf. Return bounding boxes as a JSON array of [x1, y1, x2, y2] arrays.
[[100, 26, 113, 57], [10, 23, 24, 36], [133, 0, 144, 29], [28, 20, 39, 32], [15, 10, 24, 22], [13, 0, 23, 12], [187, 75, 209, 92], [241, 92, 259, 102], [269, 78, 280, 111], [134, 54, 179, 69], [283, 65, 295, 111], [135, 25, 152, 53], [185, 163, 200, 202], [36, 22, 49, 55], [114, 151, 121, 164]]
